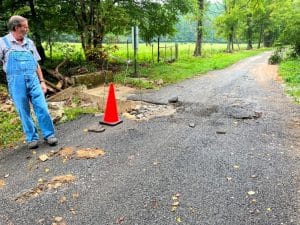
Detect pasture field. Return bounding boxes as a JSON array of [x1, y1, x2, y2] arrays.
[[43, 41, 268, 89], [111, 42, 248, 62], [44, 42, 249, 63], [114, 48, 269, 88]]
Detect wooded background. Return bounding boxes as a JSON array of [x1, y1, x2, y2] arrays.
[[0, 0, 299, 63]]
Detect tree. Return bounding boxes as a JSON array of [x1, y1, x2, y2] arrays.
[[0, 0, 72, 62], [57, 0, 192, 62], [1, 0, 193, 63], [214, 0, 239, 52], [193, 0, 205, 56], [0, 0, 9, 36], [137, 1, 191, 43], [269, 0, 300, 54]]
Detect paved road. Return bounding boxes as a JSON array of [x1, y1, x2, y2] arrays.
[[1, 52, 299, 225]]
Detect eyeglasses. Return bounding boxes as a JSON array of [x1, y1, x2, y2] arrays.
[[19, 25, 29, 29]]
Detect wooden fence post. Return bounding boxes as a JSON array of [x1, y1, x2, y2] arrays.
[[175, 43, 178, 60], [126, 39, 129, 60], [164, 43, 167, 61], [157, 37, 160, 63], [152, 44, 154, 63]]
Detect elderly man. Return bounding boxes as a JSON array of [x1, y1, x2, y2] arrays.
[[0, 15, 57, 149]]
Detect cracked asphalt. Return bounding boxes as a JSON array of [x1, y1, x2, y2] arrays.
[[0, 52, 299, 225]]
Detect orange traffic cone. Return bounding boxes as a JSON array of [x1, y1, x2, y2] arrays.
[[100, 83, 123, 126]]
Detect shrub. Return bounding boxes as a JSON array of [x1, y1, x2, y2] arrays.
[[269, 48, 282, 64]]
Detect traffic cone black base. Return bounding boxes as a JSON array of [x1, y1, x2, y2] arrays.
[[99, 120, 123, 126]]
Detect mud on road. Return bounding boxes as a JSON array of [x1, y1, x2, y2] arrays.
[[0, 52, 299, 225]]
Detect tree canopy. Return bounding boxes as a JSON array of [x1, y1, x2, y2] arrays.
[[213, 0, 300, 54], [0, 0, 298, 61]]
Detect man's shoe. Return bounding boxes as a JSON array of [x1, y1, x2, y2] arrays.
[[46, 137, 58, 146], [28, 141, 38, 149]]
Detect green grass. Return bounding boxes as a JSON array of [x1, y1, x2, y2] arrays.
[[0, 86, 98, 149], [114, 48, 269, 88], [0, 110, 23, 148], [108, 42, 249, 62], [279, 57, 300, 103], [44, 42, 248, 63], [44, 42, 85, 61], [61, 107, 98, 123], [0, 86, 23, 148]]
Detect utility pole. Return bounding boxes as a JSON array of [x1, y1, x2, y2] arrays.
[[132, 26, 138, 76], [157, 36, 160, 63]]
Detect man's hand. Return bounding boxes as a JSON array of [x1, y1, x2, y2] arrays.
[[40, 81, 47, 93]]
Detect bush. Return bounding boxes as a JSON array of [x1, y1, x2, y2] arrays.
[[269, 48, 282, 64], [85, 45, 119, 67]]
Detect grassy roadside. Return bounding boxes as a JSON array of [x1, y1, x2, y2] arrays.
[[115, 49, 269, 88], [0, 86, 23, 148], [278, 58, 300, 103], [0, 89, 98, 149]]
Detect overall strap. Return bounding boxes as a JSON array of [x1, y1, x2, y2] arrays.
[[25, 37, 31, 51], [2, 36, 11, 49]]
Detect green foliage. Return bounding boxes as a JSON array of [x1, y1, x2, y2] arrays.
[[268, 0, 300, 53], [0, 110, 23, 148], [114, 47, 268, 87], [44, 42, 85, 61], [61, 107, 98, 123], [268, 48, 282, 64], [279, 57, 300, 102], [85, 45, 119, 66], [114, 72, 155, 89], [0, 86, 23, 148], [268, 46, 298, 65], [137, 1, 192, 43]]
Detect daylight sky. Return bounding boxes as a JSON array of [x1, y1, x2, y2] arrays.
[[208, 0, 222, 3]]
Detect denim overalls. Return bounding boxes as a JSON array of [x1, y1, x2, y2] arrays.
[[2, 36, 55, 143]]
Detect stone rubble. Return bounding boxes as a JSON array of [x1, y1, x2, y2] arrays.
[[124, 103, 176, 121]]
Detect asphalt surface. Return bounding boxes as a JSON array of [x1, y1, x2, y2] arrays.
[[0, 52, 299, 225]]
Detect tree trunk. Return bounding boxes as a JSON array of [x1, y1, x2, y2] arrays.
[[73, 0, 91, 55], [257, 24, 263, 49], [28, 0, 46, 64], [0, 0, 7, 36], [227, 37, 231, 52], [45, 59, 73, 88], [295, 44, 300, 55], [263, 32, 274, 47], [73, 0, 106, 58], [194, 0, 204, 57], [246, 14, 253, 50], [227, 26, 234, 53]]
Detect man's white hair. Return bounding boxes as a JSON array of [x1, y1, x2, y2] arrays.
[[7, 15, 27, 31]]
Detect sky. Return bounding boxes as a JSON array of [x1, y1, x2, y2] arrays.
[[208, 0, 222, 3]]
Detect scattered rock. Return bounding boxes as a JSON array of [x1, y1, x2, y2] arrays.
[[125, 103, 176, 120], [189, 123, 195, 128], [48, 101, 65, 110], [87, 124, 106, 133], [226, 106, 263, 119], [155, 79, 164, 86], [48, 101, 65, 124], [168, 96, 179, 103], [216, 130, 226, 134]]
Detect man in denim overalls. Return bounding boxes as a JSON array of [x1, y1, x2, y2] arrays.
[[0, 15, 58, 149]]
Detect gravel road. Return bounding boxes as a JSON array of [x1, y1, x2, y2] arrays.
[[0, 51, 299, 225]]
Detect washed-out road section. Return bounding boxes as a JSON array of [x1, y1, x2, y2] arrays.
[[0, 52, 299, 225]]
